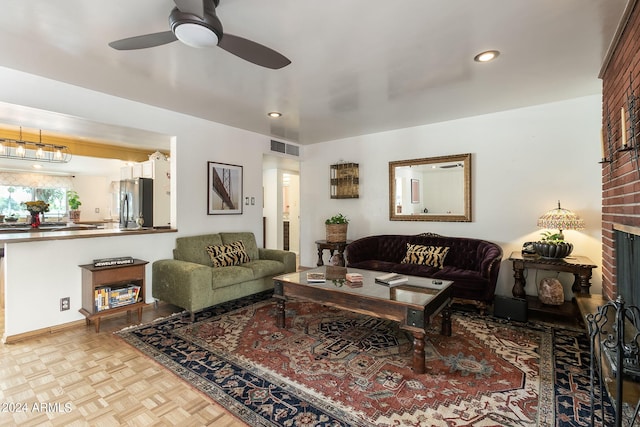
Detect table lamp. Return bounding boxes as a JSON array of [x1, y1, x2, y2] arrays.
[[534, 200, 585, 258], [536, 200, 585, 240]]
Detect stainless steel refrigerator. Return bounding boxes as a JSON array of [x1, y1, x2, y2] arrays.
[[119, 178, 153, 229]]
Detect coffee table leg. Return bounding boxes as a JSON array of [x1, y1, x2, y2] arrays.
[[276, 299, 286, 328], [441, 305, 452, 336], [412, 332, 426, 374]]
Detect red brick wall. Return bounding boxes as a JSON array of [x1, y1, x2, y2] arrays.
[[601, 1, 640, 300]]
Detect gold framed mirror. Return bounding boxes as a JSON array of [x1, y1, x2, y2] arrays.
[[389, 153, 471, 222]]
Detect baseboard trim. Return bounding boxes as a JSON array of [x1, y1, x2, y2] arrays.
[[3, 302, 159, 344], [3, 319, 87, 344]]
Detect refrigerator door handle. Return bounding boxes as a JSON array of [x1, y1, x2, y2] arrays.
[[121, 193, 129, 228]]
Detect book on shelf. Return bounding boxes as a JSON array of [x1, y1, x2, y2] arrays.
[[306, 272, 326, 283], [93, 256, 134, 268], [375, 272, 408, 286], [94, 284, 141, 311], [94, 287, 111, 312], [109, 285, 141, 308]]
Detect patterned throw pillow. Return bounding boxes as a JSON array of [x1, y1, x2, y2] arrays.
[[401, 243, 450, 269], [206, 240, 250, 267]]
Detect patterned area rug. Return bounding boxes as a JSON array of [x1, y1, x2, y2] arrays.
[[116, 292, 613, 426]]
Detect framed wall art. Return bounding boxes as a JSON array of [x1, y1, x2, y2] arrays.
[[207, 161, 243, 215]]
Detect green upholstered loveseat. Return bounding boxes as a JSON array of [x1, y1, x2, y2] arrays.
[[152, 232, 296, 321]]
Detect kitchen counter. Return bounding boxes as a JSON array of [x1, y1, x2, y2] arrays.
[[0, 223, 99, 233], [0, 226, 176, 245], [1, 225, 178, 341]]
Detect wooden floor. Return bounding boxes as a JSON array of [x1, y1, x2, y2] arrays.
[[0, 303, 249, 426]]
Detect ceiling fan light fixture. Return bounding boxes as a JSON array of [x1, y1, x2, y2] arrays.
[[174, 23, 219, 48], [474, 50, 500, 63]]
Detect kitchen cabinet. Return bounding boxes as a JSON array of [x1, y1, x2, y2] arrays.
[[120, 165, 133, 180]]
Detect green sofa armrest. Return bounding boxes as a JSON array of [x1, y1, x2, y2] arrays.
[[258, 248, 296, 273], [152, 259, 213, 312]]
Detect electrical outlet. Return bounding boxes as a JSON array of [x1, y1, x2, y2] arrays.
[[60, 297, 70, 311], [95, 207, 100, 213]]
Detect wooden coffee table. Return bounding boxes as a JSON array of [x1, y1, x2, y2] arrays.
[[272, 266, 453, 374]]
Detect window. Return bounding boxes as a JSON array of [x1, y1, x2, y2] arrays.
[[0, 185, 67, 220]]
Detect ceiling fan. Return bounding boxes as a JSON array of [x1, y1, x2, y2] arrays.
[[108, 0, 290, 69]]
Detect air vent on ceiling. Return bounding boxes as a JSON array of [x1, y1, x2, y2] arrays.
[[271, 140, 299, 157]]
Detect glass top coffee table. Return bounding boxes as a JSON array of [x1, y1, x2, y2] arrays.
[[272, 266, 453, 374]]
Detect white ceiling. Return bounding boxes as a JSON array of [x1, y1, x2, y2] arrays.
[[0, 0, 629, 147]]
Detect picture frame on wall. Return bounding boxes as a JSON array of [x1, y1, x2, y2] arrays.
[[207, 161, 243, 215]]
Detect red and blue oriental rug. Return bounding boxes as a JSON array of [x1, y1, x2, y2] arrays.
[[116, 292, 613, 426]]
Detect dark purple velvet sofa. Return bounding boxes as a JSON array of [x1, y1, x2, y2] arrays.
[[345, 234, 503, 311]]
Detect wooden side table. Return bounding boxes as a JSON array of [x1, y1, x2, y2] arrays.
[[79, 259, 148, 332], [508, 251, 597, 324], [315, 240, 352, 267], [509, 251, 597, 298]]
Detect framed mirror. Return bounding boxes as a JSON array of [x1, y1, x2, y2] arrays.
[[389, 153, 471, 222]]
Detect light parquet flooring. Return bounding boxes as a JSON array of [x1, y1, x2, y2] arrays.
[[0, 304, 249, 427]]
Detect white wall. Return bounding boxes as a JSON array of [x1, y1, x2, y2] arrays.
[[300, 95, 603, 299], [71, 175, 117, 221], [0, 67, 288, 338]]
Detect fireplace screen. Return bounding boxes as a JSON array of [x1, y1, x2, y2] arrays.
[[615, 229, 640, 308]]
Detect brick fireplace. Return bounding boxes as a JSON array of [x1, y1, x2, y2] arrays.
[[601, 0, 640, 301]]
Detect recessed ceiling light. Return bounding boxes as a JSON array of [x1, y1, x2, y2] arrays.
[[474, 50, 500, 63], [267, 111, 282, 118], [32, 164, 42, 169]]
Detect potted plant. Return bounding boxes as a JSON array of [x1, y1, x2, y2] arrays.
[[67, 190, 82, 222], [325, 213, 349, 243], [533, 231, 574, 259]]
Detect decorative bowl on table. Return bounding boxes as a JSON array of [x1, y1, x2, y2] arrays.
[[533, 241, 574, 259]]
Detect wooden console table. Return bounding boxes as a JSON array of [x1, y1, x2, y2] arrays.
[[315, 240, 352, 267], [508, 252, 597, 323]]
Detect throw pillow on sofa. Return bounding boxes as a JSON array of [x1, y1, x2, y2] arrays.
[[401, 243, 449, 269], [206, 240, 250, 267]]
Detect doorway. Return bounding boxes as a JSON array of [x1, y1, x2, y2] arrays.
[[262, 155, 300, 257]]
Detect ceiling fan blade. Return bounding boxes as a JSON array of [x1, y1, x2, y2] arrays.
[[173, 0, 206, 16], [218, 33, 291, 69], [109, 31, 178, 50]]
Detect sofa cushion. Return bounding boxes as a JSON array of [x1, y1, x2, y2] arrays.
[[206, 241, 250, 267], [401, 244, 449, 269], [392, 262, 439, 277], [220, 232, 260, 260], [433, 266, 487, 287], [243, 259, 286, 278], [174, 234, 223, 266], [211, 265, 255, 289]]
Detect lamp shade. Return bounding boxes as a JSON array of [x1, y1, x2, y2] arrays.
[[536, 201, 585, 233]]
